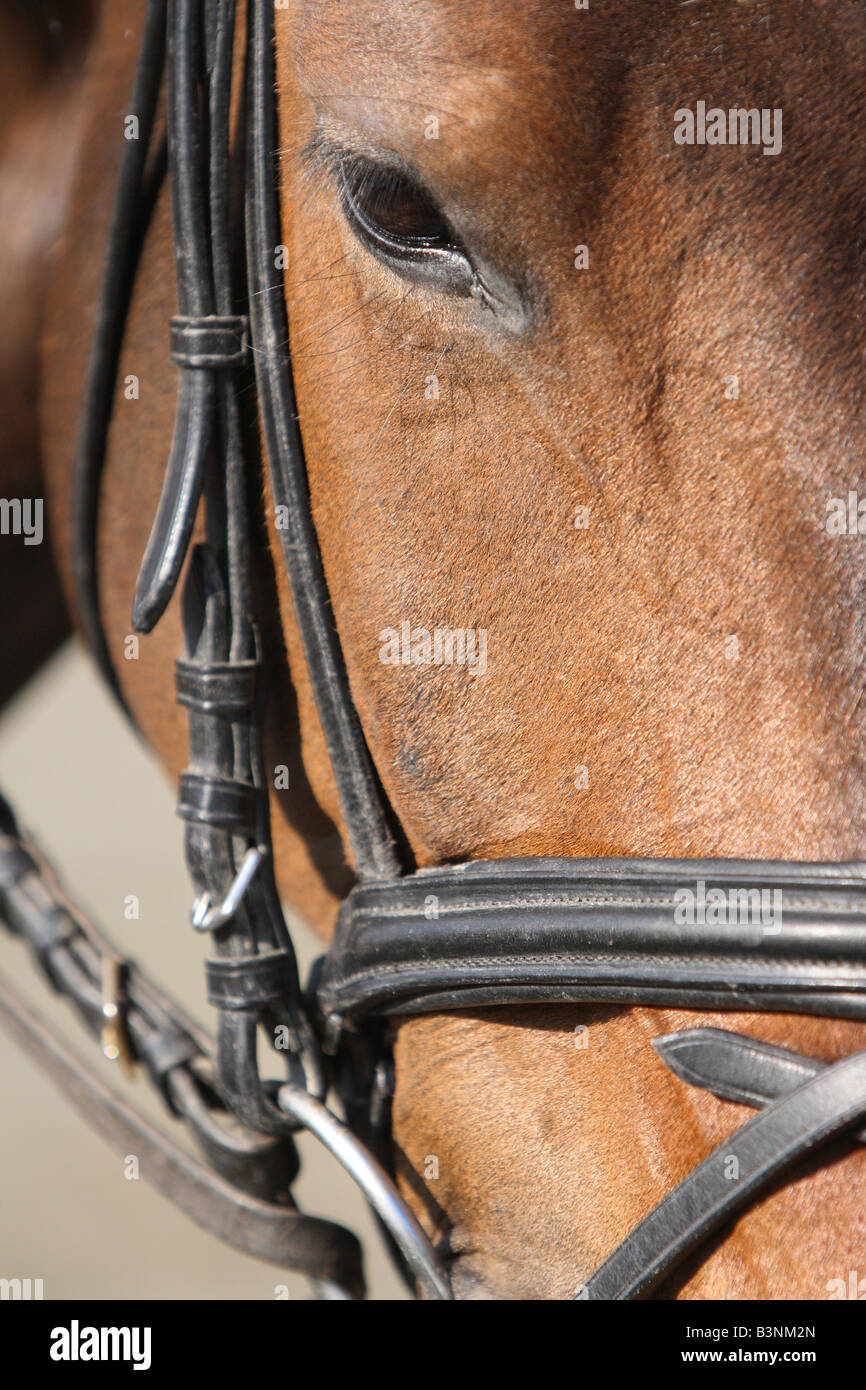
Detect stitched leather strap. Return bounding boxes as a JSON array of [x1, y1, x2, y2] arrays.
[[317, 858, 866, 1025]]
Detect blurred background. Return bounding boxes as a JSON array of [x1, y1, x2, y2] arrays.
[[0, 640, 404, 1299]]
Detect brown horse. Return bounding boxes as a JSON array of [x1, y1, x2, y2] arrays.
[[5, 0, 866, 1297]]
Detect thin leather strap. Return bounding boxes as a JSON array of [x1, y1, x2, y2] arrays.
[[132, 0, 217, 632], [245, 0, 400, 884], [581, 1047, 866, 1299], [72, 0, 167, 708], [653, 1026, 866, 1144]]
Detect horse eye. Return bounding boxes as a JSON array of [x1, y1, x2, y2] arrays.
[[337, 156, 475, 296], [341, 159, 449, 244]]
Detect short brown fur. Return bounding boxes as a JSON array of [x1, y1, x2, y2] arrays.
[[28, 0, 866, 1297]]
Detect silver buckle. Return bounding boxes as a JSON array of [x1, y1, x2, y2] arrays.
[[190, 846, 266, 932], [100, 953, 133, 1070]]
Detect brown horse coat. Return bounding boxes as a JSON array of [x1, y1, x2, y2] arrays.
[[16, 0, 866, 1296]]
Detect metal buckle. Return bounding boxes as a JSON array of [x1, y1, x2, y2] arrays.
[[100, 954, 133, 1070], [190, 846, 265, 932]]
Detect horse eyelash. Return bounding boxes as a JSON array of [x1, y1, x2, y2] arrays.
[[298, 131, 442, 229], [297, 129, 343, 180]]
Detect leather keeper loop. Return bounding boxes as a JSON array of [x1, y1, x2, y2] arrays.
[[175, 659, 258, 715], [135, 1028, 200, 1095], [206, 951, 293, 1011], [170, 314, 249, 368], [177, 773, 256, 831], [26, 907, 78, 988], [0, 840, 34, 890]]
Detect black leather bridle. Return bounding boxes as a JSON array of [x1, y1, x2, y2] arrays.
[[2, 0, 866, 1301]]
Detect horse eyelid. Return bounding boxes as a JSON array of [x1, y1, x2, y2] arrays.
[[339, 169, 479, 299], [299, 132, 477, 292]]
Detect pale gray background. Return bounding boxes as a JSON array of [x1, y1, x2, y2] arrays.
[[0, 642, 404, 1300]]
